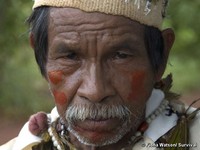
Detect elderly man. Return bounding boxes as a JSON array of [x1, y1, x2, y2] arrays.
[[1, 0, 200, 150]]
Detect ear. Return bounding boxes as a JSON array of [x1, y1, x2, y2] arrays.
[[155, 28, 175, 81], [29, 32, 35, 49]]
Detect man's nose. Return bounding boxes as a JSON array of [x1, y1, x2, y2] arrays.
[[77, 63, 115, 103]]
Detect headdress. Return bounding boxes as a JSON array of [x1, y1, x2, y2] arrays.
[[33, 0, 169, 29]]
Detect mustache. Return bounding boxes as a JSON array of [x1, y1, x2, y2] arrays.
[[65, 103, 131, 122]]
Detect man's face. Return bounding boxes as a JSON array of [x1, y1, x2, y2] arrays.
[[47, 7, 155, 146]]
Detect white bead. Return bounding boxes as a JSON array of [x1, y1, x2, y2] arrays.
[[57, 145, 62, 150], [50, 131, 53, 136], [162, 102, 169, 107], [135, 131, 141, 136], [48, 129, 53, 136], [164, 100, 169, 105], [154, 110, 160, 116], [52, 136, 56, 142], [53, 141, 58, 146], [158, 107, 163, 112], [61, 131, 64, 136], [48, 128, 51, 133], [47, 114, 51, 119], [150, 114, 156, 120], [146, 118, 151, 123], [160, 105, 166, 110]]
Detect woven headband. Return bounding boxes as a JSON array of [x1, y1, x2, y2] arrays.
[[33, 0, 169, 29]]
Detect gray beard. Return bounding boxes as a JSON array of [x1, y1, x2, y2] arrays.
[[64, 104, 142, 147]]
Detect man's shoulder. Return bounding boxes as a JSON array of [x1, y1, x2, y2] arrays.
[[0, 122, 42, 150], [0, 108, 58, 150], [190, 108, 200, 147], [170, 101, 200, 139], [0, 138, 17, 150]]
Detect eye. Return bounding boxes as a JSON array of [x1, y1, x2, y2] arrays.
[[65, 52, 79, 60], [113, 51, 132, 59]]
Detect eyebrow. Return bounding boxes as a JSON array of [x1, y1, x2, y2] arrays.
[[110, 39, 132, 49], [106, 36, 143, 51], [51, 41, 81, 54]]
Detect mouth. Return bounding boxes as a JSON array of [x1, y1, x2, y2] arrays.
[[69, 117, 122, 141], [73, 118, 121, 132]]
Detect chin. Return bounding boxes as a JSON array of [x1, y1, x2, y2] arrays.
[[67, 118, 132, 147]]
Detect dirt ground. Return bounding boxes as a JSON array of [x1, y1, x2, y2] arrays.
[[0, 90, 200, 146]]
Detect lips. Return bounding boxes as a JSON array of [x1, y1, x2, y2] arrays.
[[73, 118, 122, 133], [69, 118, 122, 142]]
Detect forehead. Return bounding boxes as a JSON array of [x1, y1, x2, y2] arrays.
[[48, 7, 144, 36]]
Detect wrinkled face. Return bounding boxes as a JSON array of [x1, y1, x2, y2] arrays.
[[47, 8, 155, 146]]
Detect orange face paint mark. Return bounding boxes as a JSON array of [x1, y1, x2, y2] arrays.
[[128, 71, 145, 101], [48, 70, 63, 85], [53, 91, 67, 105]]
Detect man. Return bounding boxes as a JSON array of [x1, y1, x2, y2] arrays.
[[1, 0, 200, 150]]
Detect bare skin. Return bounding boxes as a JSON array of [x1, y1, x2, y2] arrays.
[[30, 7, 174, 150]]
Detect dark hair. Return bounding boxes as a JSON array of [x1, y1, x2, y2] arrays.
[[144, 27, 164, 72], [27, 7, 164, 77], [27, 7, 49, 77]]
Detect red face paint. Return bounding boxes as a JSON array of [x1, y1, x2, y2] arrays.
[[128, 71, 145, 101], [48, 70, 63, 85], [53, 90, 67, 105]]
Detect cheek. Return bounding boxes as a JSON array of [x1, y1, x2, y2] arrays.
[[48, 70, 64, 85], [128, 71, 146, 101], [53, 90, 68, 105]]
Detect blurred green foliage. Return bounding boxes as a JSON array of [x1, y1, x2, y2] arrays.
[[0, 0, 200, 118], [163, 0, 200, 93], [0, 0, 54, 118]]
